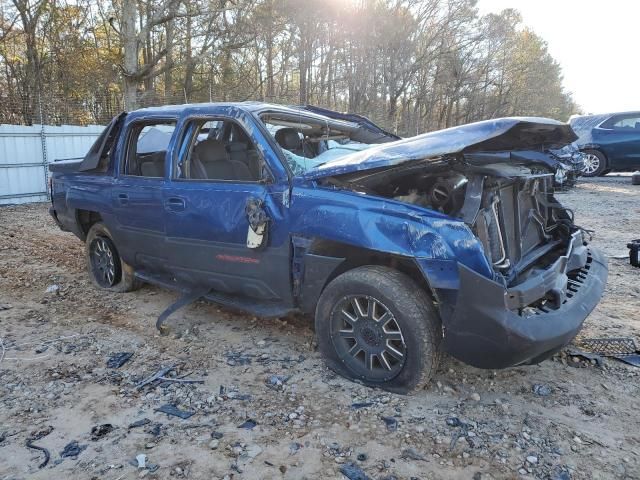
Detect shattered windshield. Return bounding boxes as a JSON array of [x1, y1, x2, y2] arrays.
[[261, 114, 375, 175]]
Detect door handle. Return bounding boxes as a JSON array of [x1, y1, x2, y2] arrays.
[[165, 197, 186, 211], [117, 193, 129, 205]]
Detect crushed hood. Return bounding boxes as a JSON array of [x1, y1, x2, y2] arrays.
[[302, 117, 577, 180]]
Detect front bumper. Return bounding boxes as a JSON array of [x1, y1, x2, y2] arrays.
[[443, 240, 608, 369]]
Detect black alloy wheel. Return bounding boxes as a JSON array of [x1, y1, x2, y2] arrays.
[[89, 236, 121, 287], [330, 294, 407, 382]]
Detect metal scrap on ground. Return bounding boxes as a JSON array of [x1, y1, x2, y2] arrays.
[[577, 337, 640, 367], [155, 404, 195, 420], [106, 352, 133, 369]]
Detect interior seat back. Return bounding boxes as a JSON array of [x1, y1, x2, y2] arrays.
[[139, 152, 165, 177], [227, 142, 259, 179], [195, 138, 252, 181]]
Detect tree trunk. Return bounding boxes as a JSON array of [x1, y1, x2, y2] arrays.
[[265, 0, 275, 100], [121, 0, 139, 111], [183, 15, 194, 101], [164, 19, 174, 99]]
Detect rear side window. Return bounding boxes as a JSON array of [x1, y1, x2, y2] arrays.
[[123, 121, 177, 177], [611, 115, 640, 130]]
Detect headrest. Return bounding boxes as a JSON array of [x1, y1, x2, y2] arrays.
[[275, 128, 301, 150], [195, 139, 227, 162], [227, 142, 248, 153]]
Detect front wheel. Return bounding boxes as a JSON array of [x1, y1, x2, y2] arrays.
[[315, 266, 441, 393], [581, 149, 607, 177], [85, 222, 141, 292]]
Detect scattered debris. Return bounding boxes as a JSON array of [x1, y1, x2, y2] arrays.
[[155, 404, 195, 420], [579, 337, 640, 367], [381, 416, 398, 432], [136, 364, 179, 389], [401, 448, 429, 462], [25, 426, 54, 469], [226, 351, 253, 366], [238, 419, 257, 430], [128, 418, 152, 429], [1, 194, 637, 478], [90, 424, 113, 441], [566, 347, 604, 367], [45, 284, 60, 294], [25, 440, 50, 469], [106, 352, 133, 369], [351, 402, 374, 409], [446, 416, 463, 427], [226, 391, 251, 401], [136, 453, 147, 468], [60, 440, 87, 459], [339, 461, 370, 480], [237, 444, 263, 465], [135, 364, 204, 389], [532, 384, 553, 396], [265, 374, 289, 390], [147, 423, 162, 437], [449, 421, 470, 451]]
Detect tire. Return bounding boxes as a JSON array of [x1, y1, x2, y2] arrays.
[[85, 222, 141, 292], [315, 266, 441, 393], [581, 149, 607, 177]]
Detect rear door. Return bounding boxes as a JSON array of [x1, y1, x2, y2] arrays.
[[111, 118, 177, 271], [163, 111, 293, 303]]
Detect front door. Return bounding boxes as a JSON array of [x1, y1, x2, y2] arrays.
[[163, 115, 292, 304]]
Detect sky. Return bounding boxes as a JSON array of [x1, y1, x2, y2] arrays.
[[477, 0, 640, 115]]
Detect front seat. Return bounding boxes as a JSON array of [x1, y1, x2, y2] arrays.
[[194, 138, 252, 181], [275, 128, 306, 157]]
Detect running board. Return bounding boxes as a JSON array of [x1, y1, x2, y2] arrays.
[[134, 271, 295, 332]]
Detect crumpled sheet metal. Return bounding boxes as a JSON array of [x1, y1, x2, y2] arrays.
[[303, 117, 577, 180]]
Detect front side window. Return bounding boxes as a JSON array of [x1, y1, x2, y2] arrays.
[[123, 121, 177, 177], [176, 119, 263, 182]]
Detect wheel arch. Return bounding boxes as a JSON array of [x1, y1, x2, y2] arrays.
[[581, 146, 609, 162], [75, 209, 103, 241], [295, 237, 437, 314]]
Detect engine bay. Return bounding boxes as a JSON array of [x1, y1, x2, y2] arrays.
[[325, 155, 578, 285]]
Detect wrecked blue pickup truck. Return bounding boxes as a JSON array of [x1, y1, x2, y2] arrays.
[[49, 103, 607, 392]]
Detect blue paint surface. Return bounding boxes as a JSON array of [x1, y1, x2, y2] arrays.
[[51, 103, 550, 306]]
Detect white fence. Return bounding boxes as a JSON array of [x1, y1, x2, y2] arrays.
[[0, 124, 104, 205]]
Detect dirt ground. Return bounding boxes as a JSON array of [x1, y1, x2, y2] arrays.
[[0, 176, 638, 480]]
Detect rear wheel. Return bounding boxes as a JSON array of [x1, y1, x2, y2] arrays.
[[315, 266, 441, 393], [85, 222, 141, 292], [581, 150, 607, 177]]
